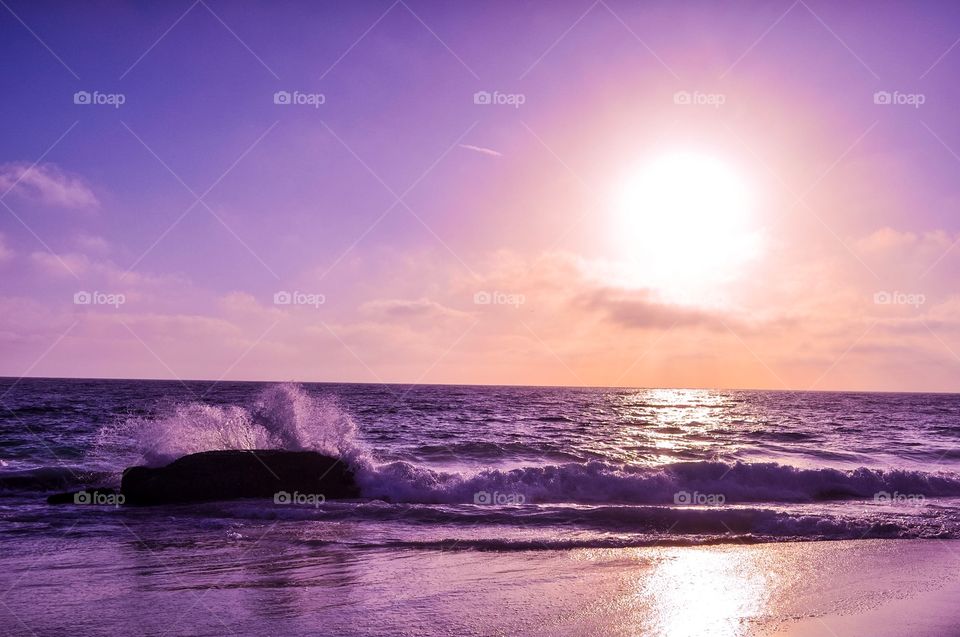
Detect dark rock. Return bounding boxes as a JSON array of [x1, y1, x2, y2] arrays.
[[120, 449, 360, 506]]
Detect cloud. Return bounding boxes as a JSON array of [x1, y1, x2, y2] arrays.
[[27, 250, 195, 312], [0, 295, 72, 342], [6, 239, 960, 390], [458, 144, 502, 157], [0, 162, 98, 209], [29, 250, 150, 285], [360, 297, 471, 321], [75, 234, 110, 253], [0, 234, 12, 263], [576, 286, 729, 329], [855, 227, 954, 261], [29, 250, 91, 277], [218, 291, 284, 325]]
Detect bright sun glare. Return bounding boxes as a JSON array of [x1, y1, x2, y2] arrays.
[[615, 151, 761, 299]]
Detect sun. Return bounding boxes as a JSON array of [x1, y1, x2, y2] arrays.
[[613, 151, 761, 299]]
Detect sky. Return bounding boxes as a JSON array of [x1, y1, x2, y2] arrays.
[[2, 1, 960, 391]]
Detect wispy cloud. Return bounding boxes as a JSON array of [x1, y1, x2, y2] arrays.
[[0, 234, 12, 263], [0, 162, 98, 209], [360, 297, 471, 321], [576, 287, 729, 330], [458, 144, 502, 157]]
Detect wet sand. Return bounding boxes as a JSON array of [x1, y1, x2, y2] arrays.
[[3, 532, 959, 636]]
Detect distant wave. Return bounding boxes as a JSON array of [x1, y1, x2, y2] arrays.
[[0, 466, 111, 491], [4, 489, 957, 545], [409, 442, 584, 462], [358, 459, 960, 505], [341, 524, 952, 550], [196, 500, 952, 538]]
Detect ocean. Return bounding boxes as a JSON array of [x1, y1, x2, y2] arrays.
[[3, 378, 960, 636]]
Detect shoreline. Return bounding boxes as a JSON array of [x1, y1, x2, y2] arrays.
[[2, 532, 959, 636]]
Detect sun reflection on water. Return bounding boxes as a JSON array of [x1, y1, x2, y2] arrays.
[[638, 548, 772, 637], [606, 389, 742, 466]]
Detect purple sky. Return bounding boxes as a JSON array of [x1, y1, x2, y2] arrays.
[[2, 1, 960, 390]]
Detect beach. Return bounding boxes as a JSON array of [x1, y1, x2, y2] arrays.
[[4, 379, 960, 635], [3, 532, 959, 636]]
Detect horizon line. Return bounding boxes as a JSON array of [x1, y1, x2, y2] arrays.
[[1, 374, 957, 396]]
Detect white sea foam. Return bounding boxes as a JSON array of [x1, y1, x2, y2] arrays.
[[97, 383, 367, 467], [358, 458, 960, 505]]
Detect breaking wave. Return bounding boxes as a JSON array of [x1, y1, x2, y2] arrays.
[[95, 382, 367, 467], [359, 459, 960, 505], [63, 384, 960, 511]]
